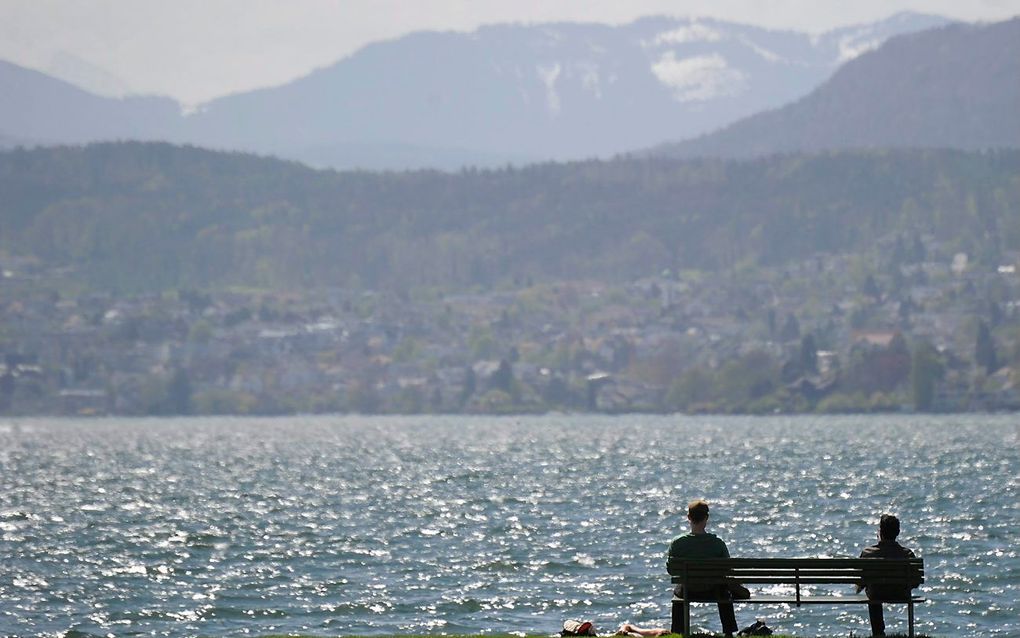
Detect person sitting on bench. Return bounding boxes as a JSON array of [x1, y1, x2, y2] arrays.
[[857, 514, 917, 637], [668, 499, 744, 636]]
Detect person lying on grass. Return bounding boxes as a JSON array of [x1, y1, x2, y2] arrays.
[[615, 622, 670, 637]]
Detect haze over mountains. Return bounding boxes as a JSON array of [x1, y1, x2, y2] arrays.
[[651, 17, 1020, 159], [0, 12, 950, 170]]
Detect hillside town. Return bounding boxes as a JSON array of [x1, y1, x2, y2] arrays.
[[2, 233, 1019, 417]]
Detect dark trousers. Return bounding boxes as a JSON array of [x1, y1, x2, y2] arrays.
[[675, 586, 739, 635], [716, 601, 738, 635], [868, 603, 886, 636]]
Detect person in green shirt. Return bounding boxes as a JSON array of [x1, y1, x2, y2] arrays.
[[667, 499, 740, 636]]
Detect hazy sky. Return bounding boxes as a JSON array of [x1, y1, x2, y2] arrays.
[[2, 0, 1019, 105]]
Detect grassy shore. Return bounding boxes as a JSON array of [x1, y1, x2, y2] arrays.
[[259, 634, 930, 638]]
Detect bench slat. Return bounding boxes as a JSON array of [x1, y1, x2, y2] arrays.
[[680, 565, 918, 573], [675, 571, 913, 578], [669, 558, 923, 585], [669, 558, 923, 568], [675, 577, 874, 585]]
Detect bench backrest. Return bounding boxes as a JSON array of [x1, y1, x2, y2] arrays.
[[669, 557, 924, 589]]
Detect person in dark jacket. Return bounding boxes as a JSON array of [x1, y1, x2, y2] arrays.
[[858, 514, 917, 636]]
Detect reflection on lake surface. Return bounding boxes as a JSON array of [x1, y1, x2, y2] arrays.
[[0, 414, 1017, 637]]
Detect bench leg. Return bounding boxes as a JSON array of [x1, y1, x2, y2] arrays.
[[670, 598, 691, 635], [908, 600, 914, 638]]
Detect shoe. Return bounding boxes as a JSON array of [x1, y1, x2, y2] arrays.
[[737, 620, 773, 636]]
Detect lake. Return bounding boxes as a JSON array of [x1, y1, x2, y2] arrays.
[[0, 415, 1017, 637]]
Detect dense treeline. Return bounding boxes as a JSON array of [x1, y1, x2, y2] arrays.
[[2, 142, 1019, 292]]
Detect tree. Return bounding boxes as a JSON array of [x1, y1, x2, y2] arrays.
[[491, 359, 514, 395], [987, 300, 1003, 327], [717, 351, 781, 408], [666, 367, 715, 411], [459, 366, 476, 406], [890, 236, 906, 268], [347, 380, 381, 414], [911, 340, 942, 412], [862, 274, 881, 300], [910, 233, 926, 263], [975, 320, 998, 374], [542, 374, 573, 408], [469, 325, 498, 359], [799, 334, 818, 374], [395, 385, 424, 414], [429, 387, 443, 412], [779, 314, 800, 342], [0, 371, 13, 411], [167, 367, 192, 415]]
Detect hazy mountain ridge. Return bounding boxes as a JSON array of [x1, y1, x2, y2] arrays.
[[2, 142, 1017, 293], [651, 18, 1020, 159], [0, 60, 181, 145], [0, 13, 949, 170], [184, 13, 948, 163], [45, 51, 135, 98]]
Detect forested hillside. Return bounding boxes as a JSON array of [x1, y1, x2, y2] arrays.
[[2, 142, 1019, 292]]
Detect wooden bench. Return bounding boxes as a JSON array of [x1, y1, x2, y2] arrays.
[[668, 558, 924, 637]]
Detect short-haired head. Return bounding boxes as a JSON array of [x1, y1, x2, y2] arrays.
[[879, 514, 900, 540], [688, 499, 710, 524]]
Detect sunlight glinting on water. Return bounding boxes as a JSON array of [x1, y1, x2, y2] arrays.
[[0, 414, 1017, 637]]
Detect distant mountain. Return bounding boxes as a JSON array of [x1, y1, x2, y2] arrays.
[[181, 12, 949, 168], [45, 51, 134, 98], [2, 142, 1017, 292], [0, 131, 34, 148], [650, 18, 1020, 159], [0, 60, 180, 145], [0, 13, 948, 170]]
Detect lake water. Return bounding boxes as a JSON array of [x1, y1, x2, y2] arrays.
[[0, 415, 1017, 637]]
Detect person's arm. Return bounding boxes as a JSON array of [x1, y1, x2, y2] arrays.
[[618, 624, 670, 637], [855, 548, 866, 593], [720, 539, 752, 598], [666, 538, 680, 575], [906, 548, 921, 588]]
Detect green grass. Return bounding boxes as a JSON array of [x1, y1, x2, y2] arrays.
[[257, 628, 934, 632]]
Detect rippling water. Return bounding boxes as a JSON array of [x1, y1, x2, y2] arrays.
[[0, 415, 1017, 637]]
